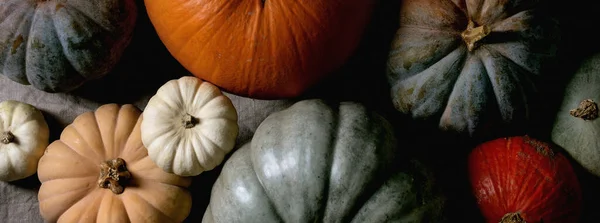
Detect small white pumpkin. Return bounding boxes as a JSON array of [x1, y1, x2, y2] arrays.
[[141, 76, 239, 176], [0, 100, 49, 182]]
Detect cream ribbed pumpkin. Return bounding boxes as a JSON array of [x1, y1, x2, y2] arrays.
[[0, 100, 49, 182], [141, 76, 239, 176]]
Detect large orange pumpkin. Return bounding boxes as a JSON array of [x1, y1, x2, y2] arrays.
[[144, 0, 375, 99]]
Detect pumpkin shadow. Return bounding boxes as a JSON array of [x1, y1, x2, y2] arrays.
[[547, 141, 600, 223], [6, 173, 41, 190], [184, 145, 239, 222], [68, 0, 189, 105], [300, 0, 400, 120]]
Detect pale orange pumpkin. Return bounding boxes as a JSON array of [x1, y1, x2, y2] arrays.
[[37, 104, 192, 223]]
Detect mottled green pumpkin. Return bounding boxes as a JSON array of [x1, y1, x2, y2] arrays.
[[203, 99, 446, 223], [386, 0, 559, 135], [0, 0, 137, 92], [552, 53, 600, 177]]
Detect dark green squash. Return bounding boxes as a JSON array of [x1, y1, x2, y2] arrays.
[[202, 99, 446, 223], [386, 0, 559, 135], [0, 0, 136, 92]]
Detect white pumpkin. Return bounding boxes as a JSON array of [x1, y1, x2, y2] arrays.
[[552, 53, 600, 177], [141, 76, 239, 176], [0, 100, 49, 181]]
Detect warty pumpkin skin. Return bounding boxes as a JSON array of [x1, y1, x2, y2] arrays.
[[469, 136, 582, 223], [552, 53, 600, 177], [144, 0, 375, 99], [0, 0, 137, 92], [37, 104, 192, 223], [142, 76, 239, 177], [203, 99, 446, 223], [386, 0, 559, 135], [0, 100, 49, 182]]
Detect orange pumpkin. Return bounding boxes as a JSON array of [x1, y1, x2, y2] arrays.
[[144, 0, 375, 99], [37, 104, 192, 223]]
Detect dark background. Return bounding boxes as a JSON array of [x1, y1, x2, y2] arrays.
[[10, 0, 600, 222]]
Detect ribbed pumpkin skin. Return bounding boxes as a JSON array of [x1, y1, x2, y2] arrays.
[[37, 104, 192, 223], [551, 53, 600, 177], [386, 0, 559, 135], [144, 0, 374, 99], [203, 100, 446, 223], [0, 0, 137, 92], [468, 136, 582, 223]]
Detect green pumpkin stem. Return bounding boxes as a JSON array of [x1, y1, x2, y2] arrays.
[[570, 99, 599, 121], [98, 158, 131, 194], [183, 114, 199, 128], [1, 131, 15, 144], [461, 20, 490, 52], [499, 212, 526, 223]]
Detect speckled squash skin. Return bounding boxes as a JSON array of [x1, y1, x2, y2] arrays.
[[0, 0, 137, 92], [386, 0, 559, 135], [202, 99, 446, 223], [552, 53, 600, 177]]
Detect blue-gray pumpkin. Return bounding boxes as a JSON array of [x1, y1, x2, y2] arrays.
[[202, 99, 446, 223], [552, 53, 600, 177], [0, 0, 136, 92], [386, 0, 559, 135]]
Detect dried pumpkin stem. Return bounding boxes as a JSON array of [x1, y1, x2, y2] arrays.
[[1, 131, 15, 144], [499, 212, 526, 223], [183, 114, 199, 128], [98, 158, 131, 194], [461, 20, 490, 52], [570, 99, 598, 121]]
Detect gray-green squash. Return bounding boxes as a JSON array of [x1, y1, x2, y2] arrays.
[[202, 99, 446, 223], [552, 53, 600, 177], [386, 0, 559, 135], [0, 0, 137, 92]]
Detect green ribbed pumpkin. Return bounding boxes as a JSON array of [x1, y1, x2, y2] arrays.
[[0, 0, 136, 92], [203, 99, 446, 223]]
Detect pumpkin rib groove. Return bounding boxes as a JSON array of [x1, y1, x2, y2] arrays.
[[51, 5, 101, 80], [43, 8, 88, 86], [484, 139, 508, 213], [186, 135, 204, 173], [174, 1, 236, 57], [482, 44, 538, 76], [511, 143, 536, 211], [112, 105, 124, 158], [478, 51, 513, 122], [120, 191, 170, 223], [67, 123, 104, 162], [316, 104, 340, 222], [295, 2, 320, 25], [195, 129, 218, 166], [445, 0, 466, 15], [127, 190, 173, 221], [439, 50, 469, 116], [248, 151, 285, 222], [481, 48, 531, 121], [1, 4, 33, 81], [281, 6, 307, 75], [59, 2, 112, 33]]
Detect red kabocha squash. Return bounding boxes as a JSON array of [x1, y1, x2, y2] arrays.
[[144, 0, 375, 99], [468, 136, 582, 223]]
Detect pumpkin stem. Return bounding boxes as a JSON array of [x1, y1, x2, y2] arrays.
[[461, 20, 490, 52], [98, 158, 131, 194], [570, 99, 599, 121], [500, 212, 526, 223], [183, 114, 199, 128], [1, 131, 15, 144]]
